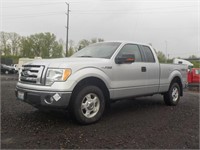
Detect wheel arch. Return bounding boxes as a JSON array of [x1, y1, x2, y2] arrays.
[[70, 77, 110, 104], [170, 76, 183, 96]]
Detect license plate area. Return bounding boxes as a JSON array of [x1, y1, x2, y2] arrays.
[[18, 91, 24, 100]]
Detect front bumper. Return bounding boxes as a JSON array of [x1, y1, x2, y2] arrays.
[[15, 86, 72, 109]]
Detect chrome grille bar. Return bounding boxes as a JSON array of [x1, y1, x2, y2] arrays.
[[20, 65, 44, 84]]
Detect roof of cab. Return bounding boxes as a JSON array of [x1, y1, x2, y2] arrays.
[[99, 41, 151, 47]]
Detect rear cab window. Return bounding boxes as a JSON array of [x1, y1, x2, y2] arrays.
[[141, 45, 156, 63]]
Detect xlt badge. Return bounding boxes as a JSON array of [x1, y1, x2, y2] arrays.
[[102, 66, 112, 69]]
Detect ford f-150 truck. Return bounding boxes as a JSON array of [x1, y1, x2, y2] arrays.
[[16, 41, 187, 124]]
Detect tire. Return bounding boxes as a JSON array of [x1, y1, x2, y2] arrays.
[[163, 82, 181, 106], [5, 71, 9, 74], [70, 85, 105, 124]]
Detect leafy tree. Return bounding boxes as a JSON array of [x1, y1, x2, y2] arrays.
[[191, 61, 200, 68], [29, 33, 44, 57], [91, 38, 97, 44], [91, 38, 104, 44], [20, 37, 34, 57], [156, 51, 167, 63], [20, 32, 63, 58], [186, 55, 199, 68], [67, 40, 75, 57], [41, 33, 57, 58], [51, 41, 63, 58], [0, 32, 11, 56], [97, 38, 104, 42], [9, 32, 21, 56], [78, 39, 90, 50], [188, 55, 200, 68], [68, 46, 74, 57], [77, 38, 104, 50], [1, 32, 104, 59], [0, 32, 21, 56], [189, 55, 198, 59]]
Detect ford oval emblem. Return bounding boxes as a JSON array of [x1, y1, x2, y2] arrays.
[[22, 70, 29, 77]]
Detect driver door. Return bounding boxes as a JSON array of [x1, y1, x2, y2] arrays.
[[112, 44, 148, 99]]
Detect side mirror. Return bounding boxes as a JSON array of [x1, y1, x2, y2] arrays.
[[115, 54, 135, 64]]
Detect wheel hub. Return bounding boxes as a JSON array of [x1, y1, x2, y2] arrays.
[[87, 101, 95, 110], [172, 87, 179, 102], [81, 93, 100, 118]]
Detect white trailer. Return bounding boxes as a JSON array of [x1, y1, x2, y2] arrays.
[[173, 58, 193, 69], [18, 57, 42, 71]]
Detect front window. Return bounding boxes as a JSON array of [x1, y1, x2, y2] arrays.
[[117, 44, 142, 62], [72, 42, 121, 59]]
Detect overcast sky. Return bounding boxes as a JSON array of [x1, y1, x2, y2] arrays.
[[1, 0, 199, 58]]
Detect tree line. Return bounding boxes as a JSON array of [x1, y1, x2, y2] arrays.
[[0, 31, 104, 58]]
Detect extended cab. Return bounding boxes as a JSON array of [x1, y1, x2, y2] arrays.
[[16, 42, 187, 124]]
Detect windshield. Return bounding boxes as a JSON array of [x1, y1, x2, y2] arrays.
[[72, 42, 121, 59]]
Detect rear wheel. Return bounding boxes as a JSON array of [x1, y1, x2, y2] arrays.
[[70, 85, 105, 124], [164, 82, 180, 106]]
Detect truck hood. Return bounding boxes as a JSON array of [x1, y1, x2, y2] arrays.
[[25, 57, 111, 68]]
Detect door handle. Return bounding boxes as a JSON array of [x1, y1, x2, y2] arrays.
[[141, 67, 146, 72]]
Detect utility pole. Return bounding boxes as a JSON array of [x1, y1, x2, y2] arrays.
[[65, 2, 69, 57], [165, 40, 168, 63]]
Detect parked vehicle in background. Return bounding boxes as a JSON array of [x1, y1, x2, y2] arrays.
[[18, 57, 42, 72], [1, 64, 16, 74], [16, 41, 188, 124], [188, 68, 200, 84], [173, 58, 193, 69], [11, 64, 19, 72]]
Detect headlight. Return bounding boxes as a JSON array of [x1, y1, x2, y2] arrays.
[[45, 68, 71, 85]]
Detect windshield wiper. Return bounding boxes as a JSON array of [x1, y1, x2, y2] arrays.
[[79, 56, 93, 57]]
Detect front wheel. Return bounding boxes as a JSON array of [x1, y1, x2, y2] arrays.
[[163, 82, 181, 106], [70, 86, 105, 124]]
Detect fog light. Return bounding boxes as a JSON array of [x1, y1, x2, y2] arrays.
[[44, 96, 54, 104]]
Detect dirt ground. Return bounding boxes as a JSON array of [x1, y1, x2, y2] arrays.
[[1, 76, 199, 149]]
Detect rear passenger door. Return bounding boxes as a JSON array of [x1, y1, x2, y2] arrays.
[[140, 45, 160, 94]]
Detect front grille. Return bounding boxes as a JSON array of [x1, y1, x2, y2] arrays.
[[20, 65, 44, 84]]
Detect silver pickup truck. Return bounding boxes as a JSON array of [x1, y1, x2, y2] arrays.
[[16, 41, 187, 124]]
